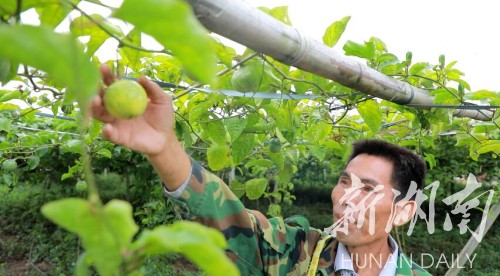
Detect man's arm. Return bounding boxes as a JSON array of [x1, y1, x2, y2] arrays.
[[91, 66, 324, 274], [91, 64, 190, 191]]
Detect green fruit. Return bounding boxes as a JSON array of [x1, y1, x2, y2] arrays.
[[2, 159, 17, 171], [103, 79, 148, 119], [61, 104, 74, 115], [75, 180, 88, 192], [231, 62, 263, 92], [269, 138, 281, 153]]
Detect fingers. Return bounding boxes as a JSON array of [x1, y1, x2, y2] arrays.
[[137, 76, 172, 104], [100, 64, 115, 86], [102, 124, 120, 144], [90, 89, 115, 123], [91, 64, 116, 122]]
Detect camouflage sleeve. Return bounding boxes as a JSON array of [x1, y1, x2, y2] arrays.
[[166, 159, 326, 275]]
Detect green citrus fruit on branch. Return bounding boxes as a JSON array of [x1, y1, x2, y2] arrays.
[[231, 61, 263, 92], [75, 180, 88, 192], [2, 159, 17, 171], [103, 79, 148, 119], [269, 138, 282, 153]]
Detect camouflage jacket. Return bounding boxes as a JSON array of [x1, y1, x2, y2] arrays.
[[168, 160, 432, 276]]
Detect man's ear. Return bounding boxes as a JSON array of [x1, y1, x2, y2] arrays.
[[393, 200, 417, 227]]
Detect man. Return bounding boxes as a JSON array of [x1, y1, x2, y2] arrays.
[[91, 65, 431, 276]]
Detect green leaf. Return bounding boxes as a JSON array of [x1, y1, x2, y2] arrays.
[[207, 144, 231, 171], [308, 145, 326, 161], [259, 6, 292, 25], [464, 90, 499, 101], [424, 153, 436, 170], [27, 156, 40, 170], [323, 16, 350, 47], [0, 25, 100, 116], [268, 151, 285, 170], [229, 179, 245, 198], [224, 117, 247, 143], [245, 159, 273, 169], [113, 0, 216, 84], [204, 120, 227, 145], [75, 252, 90, 276], [62, 139, 85, 154], [133, 221, 239, 276], [70, 14, 122, 55], [370, 37, 387, 51], [214, 39, 237, 69], [0, 0, 47, 16], [0, 117, 12, 132], [267, 204, 281, 217], [103, 200, 139, 249], [96, 148, 112, 159], [476, 140, 500, 155], [0, 90, 22, 102], [0, 59, 18, 85], [455, 134, 477, 147], [231, 133, 255, 165], [276, 161, 294, 186], [61, 172, 75, 181], [42, 199, 138, 276], [356, 99, 382, 133], [377, 53, 398, 63], [2, 173, 13, 185], [119, 28, 151, 71], [36, 0, 80, 27], [343, 40, 375, 60], [409, 62, 429, 76], [245, 178, 268, 200], [231, 61, 264, 92], [433, 88, 460, 105], [189, 101, 213, 124]]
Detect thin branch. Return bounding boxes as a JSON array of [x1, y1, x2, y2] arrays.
[[174, 111, 204, 142], [330, 107, 349, 125], [83, 0, 115, 9], [67, 0, 171, 55], [465, 123, 482, 144], [261, 55, 327, 94], [28, 261, 47, 275], [15, 0, 22, 23], [331, 125, 363, 132], [391, 73, 463, 102], [19, 99, 63, 119], [22, 67, 63, 96]]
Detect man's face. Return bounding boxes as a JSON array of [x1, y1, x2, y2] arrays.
[[331, 154, 397, 247]]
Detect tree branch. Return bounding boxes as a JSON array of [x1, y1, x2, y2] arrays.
[[67, 0, 172, 55]]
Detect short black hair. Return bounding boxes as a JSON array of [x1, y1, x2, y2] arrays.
[[347, 139, 426, 200]]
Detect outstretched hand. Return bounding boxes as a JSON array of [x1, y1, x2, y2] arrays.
[[91, 64, 176, 157]]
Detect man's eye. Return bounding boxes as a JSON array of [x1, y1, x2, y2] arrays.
[[363, 185, 374, 192], [339, 179, 349, 185]]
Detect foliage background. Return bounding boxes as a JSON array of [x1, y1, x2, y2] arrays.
[[0, 0, 498, 275]]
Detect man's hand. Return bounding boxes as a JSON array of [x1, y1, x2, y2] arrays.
[[91, 64, 191, 191], [91, 64, 174, 156]]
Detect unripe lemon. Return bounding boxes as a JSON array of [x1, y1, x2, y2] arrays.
[[104, 79, 148, 119], [75, 180, 88, 192], [231, 62, 263, 92], [269, 138, 282, 153], [2, 159, 17, 171]]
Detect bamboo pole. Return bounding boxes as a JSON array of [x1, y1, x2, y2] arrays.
[[187, 0, 494, 121]]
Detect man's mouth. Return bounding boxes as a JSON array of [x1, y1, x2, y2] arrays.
[[334, 212, 357, 225]]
